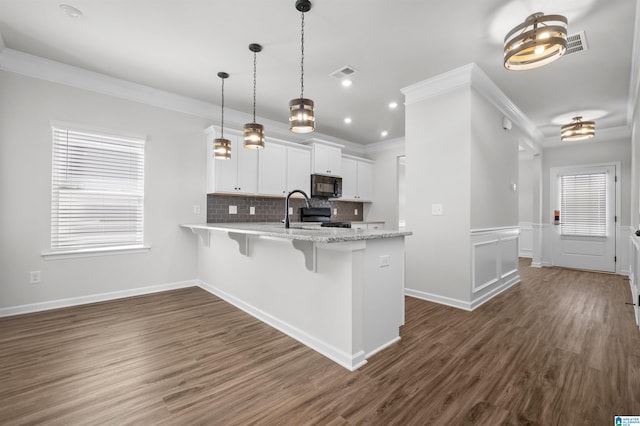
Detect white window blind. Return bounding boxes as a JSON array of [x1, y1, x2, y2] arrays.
[[51, 126, 145, 250], [560, 172, 607, 237]]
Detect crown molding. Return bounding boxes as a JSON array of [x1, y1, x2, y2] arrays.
[[400, 62, 544, 144], [0, 46, 358, 148]]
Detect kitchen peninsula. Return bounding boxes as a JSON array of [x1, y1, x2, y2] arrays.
[[183, 223, 411, 370]]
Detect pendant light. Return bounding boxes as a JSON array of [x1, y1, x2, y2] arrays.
[[289, 0, 315, 133], [214, 72, 231, 160], [504, 12, 568, 70], [561, 116, 595, 141], [244, 43, 265, 149]]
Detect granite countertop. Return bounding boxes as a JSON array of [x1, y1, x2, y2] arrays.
[[181, 222, 411, 243]]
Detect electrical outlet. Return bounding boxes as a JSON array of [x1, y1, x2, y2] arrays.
[[432, 204, 443, 216], [355, 208, 358, 215], [229, 205, 237, 215], [288, 207, 293, 215], [30, 271, 41, 284], [379, 255, 391, 267], [193, 204, 201, 214], [250, 206, 255, 215], [333, 208, 337, 215]]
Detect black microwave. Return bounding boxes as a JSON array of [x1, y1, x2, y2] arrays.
[[311, 174, 342, 198]]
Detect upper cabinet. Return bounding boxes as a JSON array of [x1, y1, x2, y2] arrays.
[[341, 155, 374, 202], [310, 142, 343, 176], [258, 140, 311, 196], [206, 127, 258, 195]]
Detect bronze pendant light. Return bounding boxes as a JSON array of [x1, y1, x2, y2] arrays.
[[561, 116, 596, 141], [289, 0, 315, 133], [244, 43, 265, 149], [504, 12, 568, 71], [214, 72, 232, 160]]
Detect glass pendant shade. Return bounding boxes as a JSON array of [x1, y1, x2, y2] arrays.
[[289, 98, 315, 133], [504, 12, 567, 70], [243, 122, 265, 149], [561, 116, 595, 141], [214, 137, 231, 159]]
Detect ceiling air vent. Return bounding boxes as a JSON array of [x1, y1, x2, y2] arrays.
[[565, 31, 588, 55], [330, 65, 358, 80]]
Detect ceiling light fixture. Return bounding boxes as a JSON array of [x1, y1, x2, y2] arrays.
[[504, 12, 567, 70], [341, 79, 352, 87], [289, 0, 315, 133], [561, 116, 595, 141], [389, 102, 398, 109], [344, 117, 352, 124], [59, 4, 83, 18], [381, 130, 388, 137], [214, 72, 231, 160], [243, 43, 265, 149]]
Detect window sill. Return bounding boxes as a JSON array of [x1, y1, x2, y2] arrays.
[[42, 245, 151, 260]]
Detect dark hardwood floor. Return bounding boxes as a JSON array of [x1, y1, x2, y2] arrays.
[[1, 259, 639, 425]]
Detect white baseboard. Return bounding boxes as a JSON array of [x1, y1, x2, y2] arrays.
[[366, 336, 401, 359], [405, 288, 473, 311], [0, 280, 197, 318], [405, 274, 520, 312], [197, 279, 367, 371]]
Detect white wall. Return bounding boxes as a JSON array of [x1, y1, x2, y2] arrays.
[[470, 89, 519, 229], [405, 85, 472, 302], [0, 71, 207, 310], [519, 157, 534, 224], [363, 142, 405, 228]]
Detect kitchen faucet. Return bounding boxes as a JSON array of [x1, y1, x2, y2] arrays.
[[284, 189, 312, 228]]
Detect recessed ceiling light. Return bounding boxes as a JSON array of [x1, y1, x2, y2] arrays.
[[381, 130, 388, 137], [389, 102, 398, 109], [59, 4, 83, 18], [341, 79, 352, 87], [344, 117, 352, 124]]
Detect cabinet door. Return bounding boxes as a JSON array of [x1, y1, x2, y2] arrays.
[[258, 143, 287, 196], [356, 161, 374, 201], [313, 144, 341, 176], [236, 139, 259, 194], [341, 158, 358, 200], [287, 147, 311, 194], [214, 135, 239, 193]]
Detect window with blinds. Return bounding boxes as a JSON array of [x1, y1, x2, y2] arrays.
[[559, 172, 607, 237], [51, 126, 145, 250]]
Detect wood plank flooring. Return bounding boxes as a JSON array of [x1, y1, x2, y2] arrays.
[[1, 259, 639, 425]]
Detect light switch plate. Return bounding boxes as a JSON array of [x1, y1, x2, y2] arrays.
[[432, 204, 443, 216], [193, 204, 201, 214], [229, 205, 237, 214], [355, 208, 358, 215]]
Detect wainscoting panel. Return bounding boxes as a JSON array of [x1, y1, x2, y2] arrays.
[[629, 235, 640, 327], [471, 228, 521, 308], [519, 222, 533, 258]]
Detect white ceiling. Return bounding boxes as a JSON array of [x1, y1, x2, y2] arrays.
[[0, 0, 636, 146]]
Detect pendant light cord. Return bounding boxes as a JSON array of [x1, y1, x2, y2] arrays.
[[221, 77, 225, 138], [252, 50, 257, 123], [300, 11, 305, 100]]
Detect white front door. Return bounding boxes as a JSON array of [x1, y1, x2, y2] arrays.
[[551, 164, 617, 273]]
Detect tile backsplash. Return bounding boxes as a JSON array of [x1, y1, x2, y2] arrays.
[[207, 194, 363, 223]]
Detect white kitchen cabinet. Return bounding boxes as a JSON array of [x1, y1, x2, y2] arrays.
[[257, 139, 311, 196], [206, 127, 258, 195], [312, 143, 342, 176], [341, 155, 374, 202], [258, 142, 287, 196], [286, 146, 311, 194]]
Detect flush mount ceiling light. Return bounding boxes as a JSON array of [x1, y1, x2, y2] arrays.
[[504, 12, 568, 70], [243, 43, 265, 149], [289, 0, 315, 134], [388, 102, 398, 109], [561, 116, 595, 141], [214, 72, 231, 160], [59, 4, 83, 18]]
